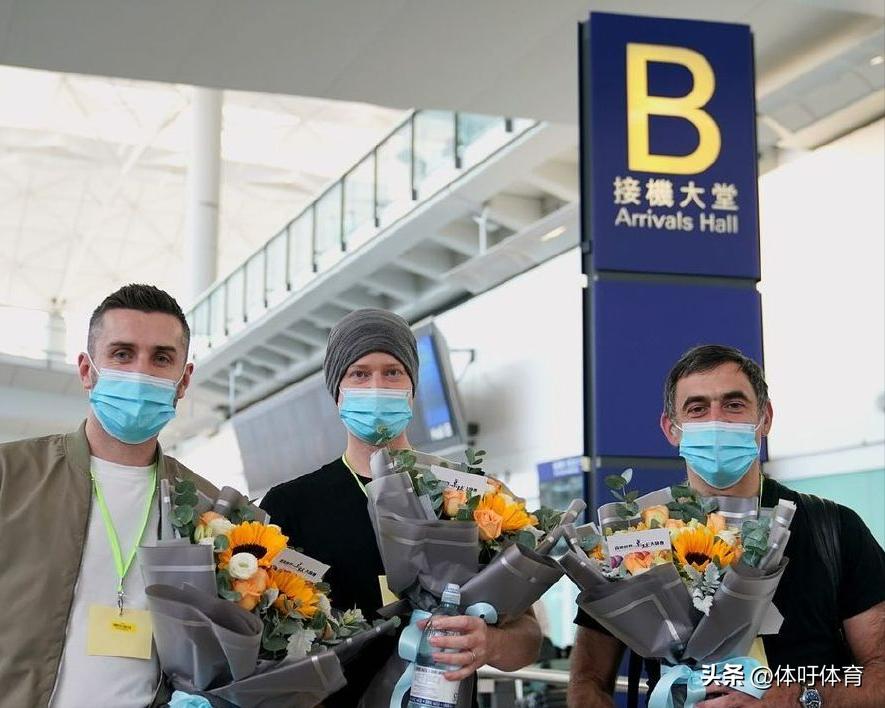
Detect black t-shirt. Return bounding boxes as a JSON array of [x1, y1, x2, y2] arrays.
[[574, 477, 885, 673], [260, 457, 395, 708]]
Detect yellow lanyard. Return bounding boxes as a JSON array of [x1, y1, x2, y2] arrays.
[[89, 466, 157, 613], [341, 455, 368, 498]]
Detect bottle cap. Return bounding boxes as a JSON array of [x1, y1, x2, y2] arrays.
[[441, 583, 461, 605]]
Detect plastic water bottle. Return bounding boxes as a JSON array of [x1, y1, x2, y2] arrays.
[[408, 583, 463, 708]]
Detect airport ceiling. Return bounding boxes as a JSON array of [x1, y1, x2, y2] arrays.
[[0, 0, 881, 330], [0, 0, 882, 123]]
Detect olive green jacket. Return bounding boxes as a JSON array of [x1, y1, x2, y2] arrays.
[[0, 422, 219, 708]]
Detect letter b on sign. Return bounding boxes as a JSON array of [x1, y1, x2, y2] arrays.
[[626, 43, 721, 174]]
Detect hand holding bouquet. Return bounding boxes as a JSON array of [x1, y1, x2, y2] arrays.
[[557, 470, 794, 708], [139, 481, 398, 708]]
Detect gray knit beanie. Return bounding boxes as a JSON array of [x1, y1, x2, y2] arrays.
[[324, 308, 418, 399]]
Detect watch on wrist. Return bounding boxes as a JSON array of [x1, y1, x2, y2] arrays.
[[798, 684, 822, 708]]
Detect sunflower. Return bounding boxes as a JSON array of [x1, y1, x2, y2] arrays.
[[474, 491, 538, 533], [672, 525, 739, 572], [268, 568, 320, 618], [217, 521, 288, 569]]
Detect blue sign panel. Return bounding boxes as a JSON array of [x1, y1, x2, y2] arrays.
[[592, 278, 763, 458], [587, 12, 760, 279], [537, 456, 584, 484]]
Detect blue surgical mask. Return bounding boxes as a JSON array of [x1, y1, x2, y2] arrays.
[[676, 420, 762, 490], [339, 387, 413, 445], [86, 354, 183, 444]]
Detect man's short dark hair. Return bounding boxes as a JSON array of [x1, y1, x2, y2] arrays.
[[88, 284, 190, 356], [664, 344, 769, 420]]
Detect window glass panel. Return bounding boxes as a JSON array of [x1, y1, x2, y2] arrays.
[[343, 155, 375, 246], [414, 110, 454, 193], [288, 210, 314, 286], [245, 250, 265, 321], [314, 184, 342, 262], [226, 270, 245, 334], [376, 122, 412, 222], [265, 228, 288, 306], [209, 286, 226, 348]]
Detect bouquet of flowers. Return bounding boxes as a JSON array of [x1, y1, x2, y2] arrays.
[[138, 479, 398, 708], [360, 446, 584, 708], [556, 469, 794, 708]]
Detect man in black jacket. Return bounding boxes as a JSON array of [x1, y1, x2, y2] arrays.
[[567, 345, 885, 708]]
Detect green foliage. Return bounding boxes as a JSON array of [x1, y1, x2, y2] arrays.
[[666, 484, 719, 524], [532, 506, 564, 535], [216, 570, 242, 602], [740, 517, 771, 567], [605, 469, 640, 518], [213, 534, 229, 552], [170, 479, 197, 539], [465, 448, 487, 474]]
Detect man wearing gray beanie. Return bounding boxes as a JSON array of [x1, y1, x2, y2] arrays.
[[261, 308, 542, 707]]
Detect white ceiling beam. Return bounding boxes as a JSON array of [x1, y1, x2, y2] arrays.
[[265, 334, 312, 359], [366, 267, 421, 302], [286, 323, 329, 348], [484, 194, 544, 232], [250, 346, 292, 370], [397, 244, 459, 280], [525, 159, 579, 203], [431, 221, 479, 257], [333, 288, 391, 311]]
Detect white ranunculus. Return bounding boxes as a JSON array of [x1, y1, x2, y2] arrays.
[[287, 627, 317, 659], [208, 517, 235, 537], [317, 594, 332, 617], [228, 552, 259, 580]]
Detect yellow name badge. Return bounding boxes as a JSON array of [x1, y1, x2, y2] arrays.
[[378, 575, 400, 606], [87, 605, 153, 660]]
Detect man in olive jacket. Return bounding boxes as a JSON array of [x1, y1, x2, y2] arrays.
[[0, 284, 218, 708]]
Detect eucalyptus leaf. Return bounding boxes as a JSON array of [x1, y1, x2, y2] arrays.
[[604, 475, 627, 490], [213, 534, 229, 552], [174, 505, 194, 525]]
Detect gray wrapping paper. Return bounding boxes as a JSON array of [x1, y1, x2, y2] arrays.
[[571, 562, 699, 663], [138, 541, 217, 596], [146, 583, 263, 689], [207, 652, 346, 708], [460, 542, 564, 622], [374, 514, 479, 597], [147, 585, 399, 708], [682, 559, 789, 664]]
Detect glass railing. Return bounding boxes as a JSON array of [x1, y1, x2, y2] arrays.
[[186, 110, 537, 360]]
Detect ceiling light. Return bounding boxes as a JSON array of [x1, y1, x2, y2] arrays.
[[540, 225, 567, 242], [870, 55, 884, 66]]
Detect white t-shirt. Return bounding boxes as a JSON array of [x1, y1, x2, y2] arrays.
[[50, 456, 161, 708]]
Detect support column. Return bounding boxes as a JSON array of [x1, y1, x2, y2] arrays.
[[185, 86, 223, 306]]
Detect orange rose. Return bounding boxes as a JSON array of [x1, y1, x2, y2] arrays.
[[200, 511, 224, 525], [665, 519, 685, 530], [232, 567, 269, 611], [623, 551, 654, 576], [706, 513, 727, 534], [473, 509, 503, 542], [641, 505, 669, 527], [442, 488, 468, 518]]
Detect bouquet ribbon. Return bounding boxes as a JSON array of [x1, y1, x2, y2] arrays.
[[389, 603, 499, 708], [649, 656, 769, 708]]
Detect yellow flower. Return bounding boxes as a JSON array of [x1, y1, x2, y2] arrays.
[[268, 568, 320, 618], [586, 543, 605, 561], [474, 491, 537, 535], [218, 521, 288, 569], [673, 525, 739, 572]]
